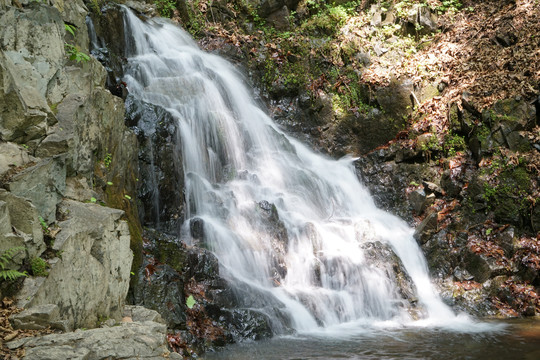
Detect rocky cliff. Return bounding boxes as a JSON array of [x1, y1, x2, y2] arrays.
[[0, 0, 171, 358]]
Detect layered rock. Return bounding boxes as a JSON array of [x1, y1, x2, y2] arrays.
[[0, 0, 144, 353], [7, 306, 177, 360]]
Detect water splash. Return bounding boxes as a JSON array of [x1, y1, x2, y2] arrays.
[[120, 8, 480, 334]]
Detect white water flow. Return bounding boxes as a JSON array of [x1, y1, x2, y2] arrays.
[[121, 9, 469, 333]]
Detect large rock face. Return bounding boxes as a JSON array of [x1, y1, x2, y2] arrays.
[[0, 3, 63, 143], [0, 0, 142, 336], [17, 200, 132, 330]]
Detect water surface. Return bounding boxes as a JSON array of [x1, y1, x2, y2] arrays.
[[203, 320, 540, 360]]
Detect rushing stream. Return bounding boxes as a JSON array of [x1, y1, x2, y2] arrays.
[[117, 5, 507, 343]]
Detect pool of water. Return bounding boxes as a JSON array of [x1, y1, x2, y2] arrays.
[[203, 319, 540, 360]]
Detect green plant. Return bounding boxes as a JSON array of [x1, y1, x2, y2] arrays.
[[154, 0, 176, 18], [436, 0, 462, 14], [186, 294, 196, 309], [443, 132, 466, 157], [103, 152, 112, 168], [64, 23, 76, 37], [0, 247, 28, 281], [65, 43, 91, 63], [64, 22, 90, 63], [30, 257, 49, 277], [38, 216, 50, 234]]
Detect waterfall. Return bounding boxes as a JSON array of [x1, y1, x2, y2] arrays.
[[119, 8, 469, 333]]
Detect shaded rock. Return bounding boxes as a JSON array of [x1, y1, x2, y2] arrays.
[[64, 176, 97, 202], [423, 230, 457, 278], [493, 227, 515, 258], [395, 147, 421, 163], [462, 92, 481, 118], [413, 211, 437, 245], [0, 142, 35, 177], [376, 78, 414, 122], [463, 249, 508, 283], [5, 156, 66, 224], [482, 98, 536, 151], [132, 259, 186, 329], [125, 96, 184, 231], [453, 267, 474, 281], [404, 4, 438, 36], [0, 189, 45, 259], [256, 0, 300, 18], [440, 170, 461, 197], [532, 203, 540, 233], [422, 180, 443, 196], [494, 31, 518, 47], [10, 304, 68, 332], [6, 320, 170, 360], [266, 5, 290, 30], [217, 309, 273, 341], [190, 217, 205, 241], [408, 188, 434, 214], [0, 4, 63, 143]]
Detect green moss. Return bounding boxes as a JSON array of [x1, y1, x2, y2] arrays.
[[481, 164, 532, 224]]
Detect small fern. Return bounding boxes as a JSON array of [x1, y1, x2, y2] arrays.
[[0, 246, 28, 281]]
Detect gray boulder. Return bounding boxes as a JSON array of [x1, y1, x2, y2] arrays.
[[0, 189, 46, 260], [7, 320, 171, 360], [5, 156, 66, 224], [17, 200, 132, 330]]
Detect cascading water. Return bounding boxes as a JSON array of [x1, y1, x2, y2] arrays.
[[119, 8, 475, 334]]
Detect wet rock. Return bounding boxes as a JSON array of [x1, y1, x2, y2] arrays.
[[132, 260, 186, 329], [413, 211, 438, 245], [493, 227, 516, 258], [423, 230, 457, 278], [408, 188, 434, 214], [217, 308, 273, 341], [440, 170, 461, 198], [190, 217, 205, 241], [422, 181, 443, 196], [361, 241, 417, 306], [463, 249, 508, 283], [88, 3, 128, 93], [184, 247, 221, 282], [125, 97, 184, 231]]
